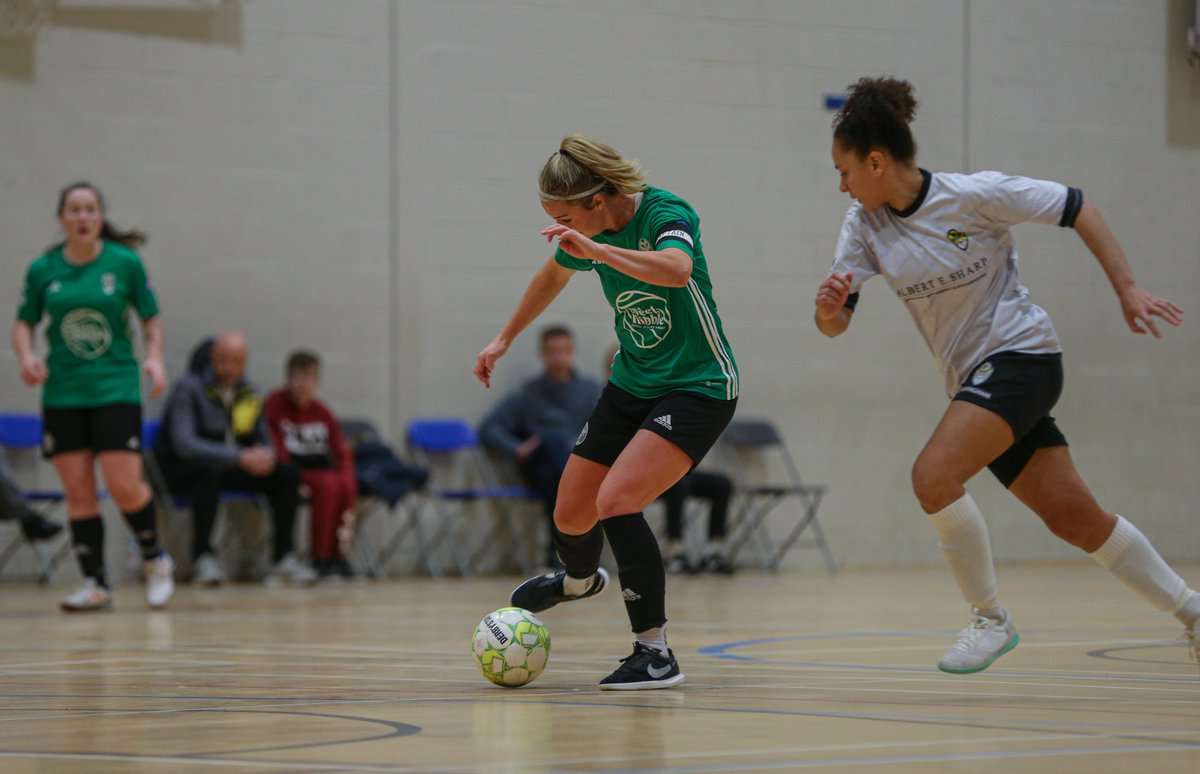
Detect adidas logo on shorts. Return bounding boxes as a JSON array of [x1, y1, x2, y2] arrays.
[[653, 414, 672, 431]]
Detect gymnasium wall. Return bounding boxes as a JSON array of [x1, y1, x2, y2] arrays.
[[1, 0, 1196, 568]]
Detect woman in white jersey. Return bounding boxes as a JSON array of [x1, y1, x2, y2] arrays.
[[814, 77, 1197, 673], [475, 135, 739, 689]]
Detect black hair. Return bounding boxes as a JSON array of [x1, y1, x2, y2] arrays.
[[53, 181, 147, 249], [286, 349, 321, 374], [832, 77, 919, 162], [540, 324, 574, 346]]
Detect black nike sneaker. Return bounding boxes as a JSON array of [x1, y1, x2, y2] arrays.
[[510, 568, 609, 613], [598, 642, 685, 690]]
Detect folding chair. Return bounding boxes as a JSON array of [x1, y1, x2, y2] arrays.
[[0, 412, 75, 583], [338, 416, 423, 579], [406, 418, 539, 576], [719, 418, 836, 575]]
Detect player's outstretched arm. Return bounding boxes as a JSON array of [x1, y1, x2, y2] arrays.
[[814, 271, 854, 338], [1073, 202, 1183, 339], [474, 258, 573, 388]]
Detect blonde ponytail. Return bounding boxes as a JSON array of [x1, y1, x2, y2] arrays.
[[538, 134, 647, 203]]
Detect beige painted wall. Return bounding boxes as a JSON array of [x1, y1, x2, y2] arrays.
[[1, 0, 1196, 569]]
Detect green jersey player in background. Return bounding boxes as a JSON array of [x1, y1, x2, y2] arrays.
[[12, 182, 175, 612], [475, 135, 739, 690]]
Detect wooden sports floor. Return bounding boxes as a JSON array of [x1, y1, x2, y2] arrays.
[[1, 562, 1197, 773]]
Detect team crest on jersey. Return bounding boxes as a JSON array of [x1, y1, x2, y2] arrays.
[[971, 362, 994, 385], [637, 237, 652, 251], [101, 272, 117, 295], [48, 280, 61, 294], [615, 290, 672, 349], [947, 229, 969, 251], [61, 308, 113, 360]]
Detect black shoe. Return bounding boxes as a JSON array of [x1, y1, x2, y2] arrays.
[[510, 567, 609, 613], [335, 557, 356, 579], [664, 553, 696, 575], [598, 643, 685, 690], [20, 512, 64, 542], [700, 552, 735, 575]]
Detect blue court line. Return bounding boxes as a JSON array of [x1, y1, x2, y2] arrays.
[[696, 632, 1198, 683]]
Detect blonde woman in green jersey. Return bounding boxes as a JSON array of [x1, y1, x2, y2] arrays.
[[475, 135, 738, 690], [12, 182, 175, 612]]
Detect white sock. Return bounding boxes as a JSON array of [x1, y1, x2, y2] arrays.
[[562, 572, 596, 596], [927, 493, 1000, 613], [1089, 515, 1191, 615], [635, 626, 668, 656]]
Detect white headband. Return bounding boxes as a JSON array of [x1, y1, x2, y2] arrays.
[[538, 180, 608, 201]]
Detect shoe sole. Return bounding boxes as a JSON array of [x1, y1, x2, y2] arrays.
[[599, 673, 685, 691], [60, 602, 113, 613], [938, 632, 1020, 675]]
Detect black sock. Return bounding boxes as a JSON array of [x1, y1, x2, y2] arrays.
[[69, 515, 107, 588], [122, 500, 161, 560], [553, 524, 604, 579], [601, 513, 666, 633]]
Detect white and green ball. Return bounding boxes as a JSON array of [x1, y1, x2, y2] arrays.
[[471, 607, 551, 687]]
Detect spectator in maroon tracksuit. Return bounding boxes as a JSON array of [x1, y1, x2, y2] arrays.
[[265, 350, 358, 580]]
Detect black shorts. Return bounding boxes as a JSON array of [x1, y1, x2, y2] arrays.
[[572, 382, 737, 470], [952, 351, 1068, 488], [41, 403, 143, 459]]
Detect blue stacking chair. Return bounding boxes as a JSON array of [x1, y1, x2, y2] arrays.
[[0, 412, 76, 583], [406, 418, 539, 576]]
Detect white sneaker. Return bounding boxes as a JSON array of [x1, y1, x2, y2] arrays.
[[192, 553, 225, 586], [144, 552, 176, 609], [60, 578, 113, 612], [937, 608, 1020, 674], [266, 553, 317, 586]]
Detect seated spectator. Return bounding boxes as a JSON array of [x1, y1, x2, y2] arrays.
[[480, 324, 601, 569], [265, 350, 357, 581], [153, 331, 315, 585], [660, 471, 735, 575], [0, 453, 63, 542]]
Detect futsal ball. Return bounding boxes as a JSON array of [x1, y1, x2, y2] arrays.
[[472, 607, 551, 687]]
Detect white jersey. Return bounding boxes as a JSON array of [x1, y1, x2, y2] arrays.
[[831, 169, 1083, 396]]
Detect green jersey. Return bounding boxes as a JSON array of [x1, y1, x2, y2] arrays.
[[16, 241, 159, 408], [555, 187, 738, 401]]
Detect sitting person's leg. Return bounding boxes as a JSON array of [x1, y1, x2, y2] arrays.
[[688, 471, 735, 574], [660, 476, 694, 574], [518, 434, 574, 567], [302, 468, 343, 576], [0, 452, 62, 541], [235, 461, 313, 583]]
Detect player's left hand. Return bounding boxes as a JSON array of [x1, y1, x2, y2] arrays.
[[143, 357, 168, 398], [1119, 285, 1183, 339], [541, 224, 602, 263]]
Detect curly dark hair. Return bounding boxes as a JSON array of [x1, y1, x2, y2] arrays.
[[832, 77, 919, 162]]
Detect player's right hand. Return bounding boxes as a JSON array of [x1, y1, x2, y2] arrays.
[[815, 272, 853, 320], [474, 337, 509, 388], [19, 356, 48, 387]]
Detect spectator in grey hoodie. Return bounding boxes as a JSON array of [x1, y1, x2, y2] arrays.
[[153, 331, 314, 585], [480, 325, 601, 568]]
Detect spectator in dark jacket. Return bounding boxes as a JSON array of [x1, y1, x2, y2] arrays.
[[154, 331, 314, 585], [480, 325, 601, 568]]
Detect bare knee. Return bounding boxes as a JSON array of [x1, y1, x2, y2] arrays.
[[109, 479, 150, 512], [594, 483, 646, 520], [911, 459, 965, 514], [1038, 508, 1116, 552]]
